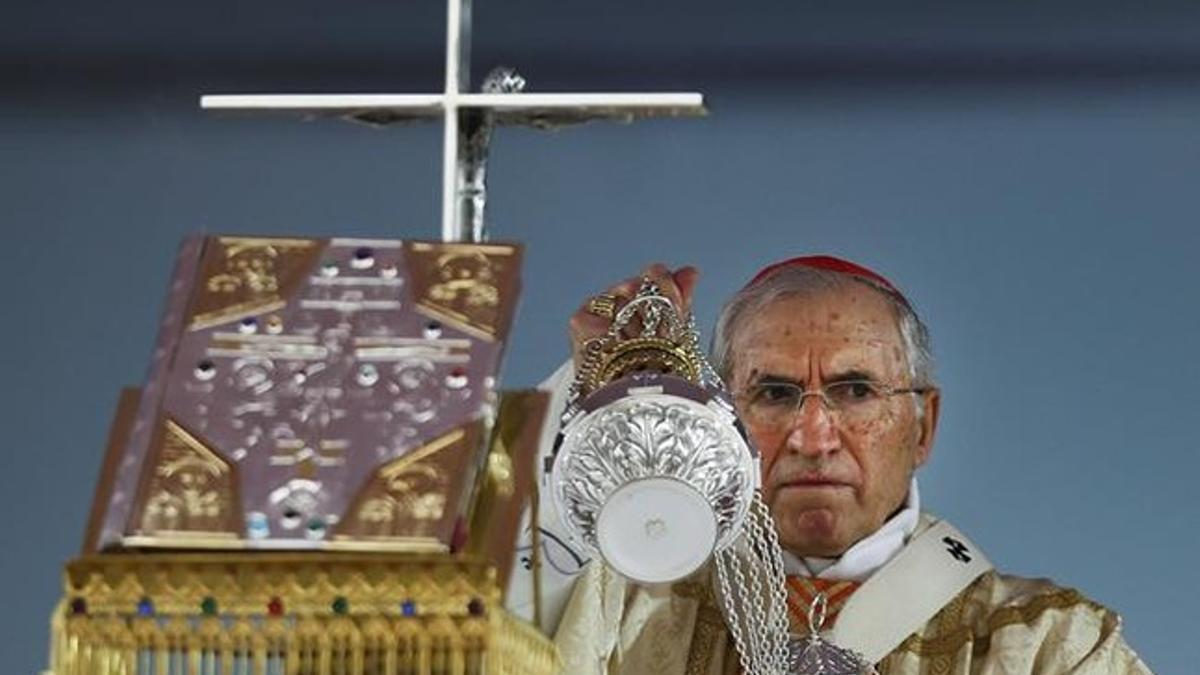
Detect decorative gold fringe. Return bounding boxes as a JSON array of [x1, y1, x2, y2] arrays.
[[47, 553, 560, 675]]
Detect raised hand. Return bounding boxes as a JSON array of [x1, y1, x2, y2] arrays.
[[567, 263, 699, 372]]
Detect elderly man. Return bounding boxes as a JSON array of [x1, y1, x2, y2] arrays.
[[550, 256, 1150, 674]]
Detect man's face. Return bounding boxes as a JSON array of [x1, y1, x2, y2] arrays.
[[729, 285, 939, 557]]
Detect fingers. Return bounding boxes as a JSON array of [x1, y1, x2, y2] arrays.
[[640, 263, 701, 315], [568, 263, 702, 367], [568, 277, 636, 345], [672, 266, 700, 313]]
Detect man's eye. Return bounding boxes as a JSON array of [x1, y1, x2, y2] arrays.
[[754, 385, 799, 406], [828, 381, 878, 404]]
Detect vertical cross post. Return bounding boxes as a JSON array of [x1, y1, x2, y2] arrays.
[[443, 0, 475, 242]]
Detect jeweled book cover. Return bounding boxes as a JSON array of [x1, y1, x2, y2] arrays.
[[87, 235, 522, 553]]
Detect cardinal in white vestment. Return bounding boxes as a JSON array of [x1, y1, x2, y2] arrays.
[[545, 256, 1152, 674]]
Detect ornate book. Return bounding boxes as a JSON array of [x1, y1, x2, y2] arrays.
[[88, 235, 523, 553]]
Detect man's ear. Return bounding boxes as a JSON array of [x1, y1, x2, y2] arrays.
[[914, 387, 940, 467]]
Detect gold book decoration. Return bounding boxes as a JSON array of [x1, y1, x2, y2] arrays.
[[49, 236, 559, 674]]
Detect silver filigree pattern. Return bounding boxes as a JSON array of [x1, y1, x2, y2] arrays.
[[552, 394, 756, 555], [609, 277, 684, 341]]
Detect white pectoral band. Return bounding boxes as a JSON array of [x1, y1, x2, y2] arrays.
[[831, 519, 993, 664]]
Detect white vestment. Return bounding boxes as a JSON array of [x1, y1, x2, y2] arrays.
[[553, 512, 1153, 674]]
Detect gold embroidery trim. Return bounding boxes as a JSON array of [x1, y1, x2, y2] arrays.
[[674, 579, 724, 675], [896, 587, 1104, 658], [685, 605, 725, 675]]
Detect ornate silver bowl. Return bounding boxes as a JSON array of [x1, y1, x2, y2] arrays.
[[547, 279, 791, 673], [549, 373, 758, 583]]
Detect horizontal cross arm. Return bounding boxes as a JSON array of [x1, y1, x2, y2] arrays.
[[459, 92, 706, 126], [200, 92, 706, 127], [200, 94, 447, 124]]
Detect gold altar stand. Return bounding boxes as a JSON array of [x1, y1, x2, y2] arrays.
[[47, 553, 559, 675]]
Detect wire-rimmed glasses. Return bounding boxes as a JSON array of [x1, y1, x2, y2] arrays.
[[737, 379, 931, 428]]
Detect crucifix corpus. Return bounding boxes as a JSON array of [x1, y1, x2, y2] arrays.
[[201, 0, 707, 243]]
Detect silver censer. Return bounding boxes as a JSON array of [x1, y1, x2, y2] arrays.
[[546, 279, 799, 675]]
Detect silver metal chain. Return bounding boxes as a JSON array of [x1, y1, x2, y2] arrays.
[[686, 312, 724, 390], [714, 535, 754, 673], [755, 492, 794, 667], [714, 491, 791, 674]]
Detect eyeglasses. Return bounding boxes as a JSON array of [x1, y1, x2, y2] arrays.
[[736, 379, 931, 428]]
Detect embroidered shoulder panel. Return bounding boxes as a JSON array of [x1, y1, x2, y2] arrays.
[[892, 572, 1108, 660]]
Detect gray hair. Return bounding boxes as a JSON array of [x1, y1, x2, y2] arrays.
[[711, 266, 936, 390]]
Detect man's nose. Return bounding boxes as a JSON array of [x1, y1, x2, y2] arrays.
[[785, 395, 840, 457]]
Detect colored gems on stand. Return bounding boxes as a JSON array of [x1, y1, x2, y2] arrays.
[[136, 597, 155, 617], [332, 596, 349, 615], [201, 597, 218, 616]]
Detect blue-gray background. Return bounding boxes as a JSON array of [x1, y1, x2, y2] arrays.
[[3, 1, 1198, 672]]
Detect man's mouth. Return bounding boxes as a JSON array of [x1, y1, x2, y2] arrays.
[[775, 476, 852, 490]]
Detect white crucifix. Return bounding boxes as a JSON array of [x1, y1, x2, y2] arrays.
[[201, 0, 706, 243]]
